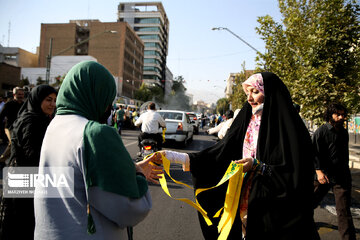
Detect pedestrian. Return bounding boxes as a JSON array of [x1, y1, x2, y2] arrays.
[[0, 87, 25, 163], [135, 102, 166, 151], [312, 103, 356, 240], [116, 105, 125, 134], [34, 61, 162, 240], [154, 72, 317, 239], [1, 85, 57, 240], [0, 95, 7, 145], [200, 113, 206, 129], [217, 109, 240, 139]]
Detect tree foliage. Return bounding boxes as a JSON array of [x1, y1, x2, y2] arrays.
[[256, 0, 360, 124], [166, 76, 191, 111], [36, 77, 46, 86], [134, 76, 191, 110], [229, 63, 256, 110], [134, 83, 164, 103], [19, 77, 30, 87], [216, 98, 230, 115]]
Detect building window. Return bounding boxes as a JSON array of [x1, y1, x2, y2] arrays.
[[4, 55, 17, 60], [135, 18, 161, 24], [139, 35, 160, 40], [135, 27, 160, 32]]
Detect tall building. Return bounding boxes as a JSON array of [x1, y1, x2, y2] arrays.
[[118, 2, 169, 89], [38, 20, 144, 98], [225, 70, 254, 98]]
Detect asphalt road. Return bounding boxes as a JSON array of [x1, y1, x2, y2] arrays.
[[121, 128, 360, 240], [121, 128, 214, 240], [1, 127, 359, 239]]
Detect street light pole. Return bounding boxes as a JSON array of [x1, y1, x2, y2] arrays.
[[212, 27, 262, 55], [45, 30, 117, 84]]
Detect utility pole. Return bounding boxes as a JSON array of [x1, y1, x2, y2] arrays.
[[45, 38, 53, 84]]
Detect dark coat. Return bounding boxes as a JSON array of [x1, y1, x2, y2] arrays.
[[188, 72, 316, 240], [10, 85, 56, 167], [2, 85, 56, 240]]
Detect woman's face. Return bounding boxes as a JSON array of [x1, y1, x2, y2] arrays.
[[41, 93, 57, 116], [245, 86, 264, 109]]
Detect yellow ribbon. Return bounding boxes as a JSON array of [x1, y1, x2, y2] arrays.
[[157, 153, 245, 240], [162, 128, 166, 143]]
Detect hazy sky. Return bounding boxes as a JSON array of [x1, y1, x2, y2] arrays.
[[0, 0, 282, 104]]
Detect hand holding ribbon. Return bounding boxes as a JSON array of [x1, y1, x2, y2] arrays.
[[136, 154, 163, 184]]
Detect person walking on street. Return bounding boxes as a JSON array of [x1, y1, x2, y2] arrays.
[[1, 85, 57, 240], [0, 87, 25, 163], [135, 102, 166, 151], [34, 61, 162, 240], [116, 105, 125, 135], [312, 103, 356, 240]]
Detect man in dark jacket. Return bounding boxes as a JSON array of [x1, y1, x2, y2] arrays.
[[312, 103, 356, 240], [0, 87, 24, 163]]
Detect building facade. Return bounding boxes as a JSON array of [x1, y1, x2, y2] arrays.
[[38, 20, 144, 98], [0, 63, 21, 97], [0, 44, 38, 68], [225, 70, 255, 98], [118, 2, 169, 89]]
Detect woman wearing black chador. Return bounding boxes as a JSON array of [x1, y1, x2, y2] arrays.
[[155, 72, 319, 239]]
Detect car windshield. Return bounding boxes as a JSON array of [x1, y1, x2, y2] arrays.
[[159, 112, 183, 120]]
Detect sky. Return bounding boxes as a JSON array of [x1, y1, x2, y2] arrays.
[[0, 0, 282, 104]]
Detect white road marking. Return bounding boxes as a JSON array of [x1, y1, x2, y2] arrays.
[[124, 141, 138, 147]]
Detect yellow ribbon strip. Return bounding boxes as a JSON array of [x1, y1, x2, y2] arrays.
[[162, 128, 166, 143], [157, 153, 244, 240]]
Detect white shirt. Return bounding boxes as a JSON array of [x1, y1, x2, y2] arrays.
[[135, 110, 166, 134]]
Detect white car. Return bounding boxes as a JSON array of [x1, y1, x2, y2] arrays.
[[158, 110, 194, 146]]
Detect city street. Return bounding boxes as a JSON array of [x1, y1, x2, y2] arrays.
[[121, 128, 360, 240], [0, 127, 358, 239]]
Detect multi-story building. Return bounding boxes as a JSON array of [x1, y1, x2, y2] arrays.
[[0, 44, 37, 95], [118, 2, 169, 89], [38, 20, 144, 98], [225, 70, 254, 98], [0, 44, 38, 68]]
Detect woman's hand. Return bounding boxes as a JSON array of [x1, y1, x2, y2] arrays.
[[234, 158, 253, 173], [136, 154, 163, 184], [316, 170, 329, 184]]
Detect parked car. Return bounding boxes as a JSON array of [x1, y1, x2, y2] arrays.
[[158, 110, 194, 146], [186, 112, 200, 134]]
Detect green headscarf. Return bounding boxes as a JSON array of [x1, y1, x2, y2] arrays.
[[56, 61, 148, 234]]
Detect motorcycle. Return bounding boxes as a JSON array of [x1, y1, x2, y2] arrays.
[[136, 128, 166, 162], [137, 138, 159, 162]]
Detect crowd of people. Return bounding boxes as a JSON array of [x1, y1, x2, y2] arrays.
[[0, 61, 356, 240]]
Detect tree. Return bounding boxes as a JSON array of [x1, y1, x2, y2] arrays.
[[36, 76, 46, 86], [216, 98, 230, 115], [51, 74, 66, 89], [19, 77, 30, 87], [134, 83, 164, 103], [166, 76, 191, 111], [256, 0, 360, 124], [229, 62, 256, 110]]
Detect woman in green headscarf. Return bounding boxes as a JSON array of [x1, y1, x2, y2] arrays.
[[34, 61, 162, 240]]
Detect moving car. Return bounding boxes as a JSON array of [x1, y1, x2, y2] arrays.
[[158, 110, 194, 146], [186, 112, 200, 134]]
